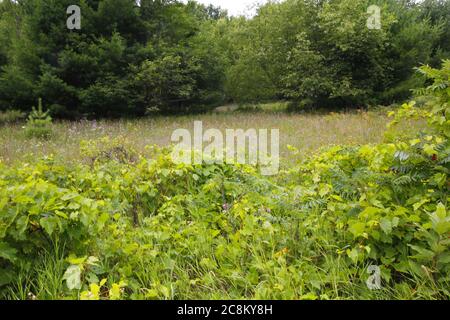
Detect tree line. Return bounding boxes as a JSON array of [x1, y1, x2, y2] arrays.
[[0, 0, 448, 117]]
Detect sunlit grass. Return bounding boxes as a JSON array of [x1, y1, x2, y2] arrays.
[[0, 107, 425, 167]]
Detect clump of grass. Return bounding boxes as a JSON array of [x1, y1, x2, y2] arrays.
[[80, 135, 138, 165], [3, 241, 68, 300], [0, 109, 26, 125]]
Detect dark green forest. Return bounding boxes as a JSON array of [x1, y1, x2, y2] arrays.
[[0, 0, 449, 117]]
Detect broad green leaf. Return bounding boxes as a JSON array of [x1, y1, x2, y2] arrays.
[[348, 221, 365, 238], [67, 255, 87, 265], [346, 248, 359, 264], [63, 265, 82, 290], [109, 283, 121, 300], [430, 203, 450, 235], [39, 216, 57, 236], [380, 218, 392, 235], [0, 242, 17, 263], [408, 245, 435, 261]]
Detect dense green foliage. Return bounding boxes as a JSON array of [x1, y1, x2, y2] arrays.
[[222, 0, 449, 107], [0, 0, 448, 117], [0, 62, 448, 300], [0, 0, 227, 117]]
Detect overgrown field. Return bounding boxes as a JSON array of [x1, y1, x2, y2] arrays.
[[0, 107, 423, 166], [0, 64, 449, 300]]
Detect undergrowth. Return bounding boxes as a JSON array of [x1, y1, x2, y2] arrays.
[[0, 62, 449, 300]]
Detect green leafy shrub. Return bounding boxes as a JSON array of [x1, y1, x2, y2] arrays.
[[24, 98, 53, 139]]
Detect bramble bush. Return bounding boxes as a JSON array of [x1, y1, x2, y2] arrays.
[[0, 62, 449, 299]]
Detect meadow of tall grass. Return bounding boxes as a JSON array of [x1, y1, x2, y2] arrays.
[[0, 106, 424, 166]]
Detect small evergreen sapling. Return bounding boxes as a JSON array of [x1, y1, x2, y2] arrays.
[[24, 98, 53, 139]]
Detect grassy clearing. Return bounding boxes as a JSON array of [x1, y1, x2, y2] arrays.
[[0, 108, 424, 166]]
